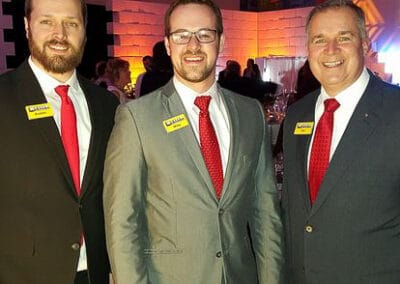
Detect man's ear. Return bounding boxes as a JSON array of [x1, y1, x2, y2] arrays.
[[24, 17, 29, 39], [164, 36, 171, 56], [218, 33, 225, 53], [363, 37, 371, 56]]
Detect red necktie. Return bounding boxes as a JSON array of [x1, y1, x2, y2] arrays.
[[194, 96, 224, 199], [308, 98, 340, 204], [55, 85, 81, 195]]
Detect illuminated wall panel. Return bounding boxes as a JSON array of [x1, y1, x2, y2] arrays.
[[218, 10, 258, 75], [257, 7, 311, 58], [106, 0, 167, 82], [106, 0, 259, 81], [1, 0, 398, 84], [0, 0, 14, 72]]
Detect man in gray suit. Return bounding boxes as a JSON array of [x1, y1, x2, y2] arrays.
[[282, 1, 400, 283], [103, 0, 285, 283]]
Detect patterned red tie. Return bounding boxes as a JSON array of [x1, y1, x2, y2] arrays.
[[55, 85, 81, 195], [194, 96, 224, 199], [308, 98, 340, 204]]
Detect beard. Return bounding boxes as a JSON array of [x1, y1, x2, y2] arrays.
[[28, 30, 85, 74], [176, 51, 215, 83]]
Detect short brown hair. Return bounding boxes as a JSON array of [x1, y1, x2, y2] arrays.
[[306, 0, 367, 40], [106, 58, 130, 84], [25, 0, 87, 26], [164, 0, 223, 36]]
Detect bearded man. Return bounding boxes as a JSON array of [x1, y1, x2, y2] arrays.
[[0, 0, 118, 283], [103, 0, 285, 283]]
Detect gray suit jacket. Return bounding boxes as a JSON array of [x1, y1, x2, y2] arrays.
[[282, 74, 400, 284], [104, 80, 285, 284]]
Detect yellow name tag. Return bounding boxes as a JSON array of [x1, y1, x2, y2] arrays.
[[25, 103, 54, 120], [294, 122, 314, 135], [163, 114, 189, 133]]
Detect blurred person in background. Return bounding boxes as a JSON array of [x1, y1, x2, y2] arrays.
[[106, 57, 132, 103], [93, 60, 111, 89], [139, 40, 173, 96], [134, 55, 153, 98]]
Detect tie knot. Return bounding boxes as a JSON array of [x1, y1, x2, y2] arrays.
[[55, 85, 70, 99], [194, 96, 212, 112], [324, 98, 340, 113]]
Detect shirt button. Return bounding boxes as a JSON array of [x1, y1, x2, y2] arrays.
[[305, 225, 313, 233], [216, 251, 222, 258], [71, 242, 81, 251]]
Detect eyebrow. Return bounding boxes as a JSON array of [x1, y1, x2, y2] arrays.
[[311, 30, 355, 40], [40, 14, 80, 21], [338, 31, 355, 36]]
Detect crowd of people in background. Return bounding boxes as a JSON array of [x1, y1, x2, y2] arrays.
[[90, 40, 174, 104]]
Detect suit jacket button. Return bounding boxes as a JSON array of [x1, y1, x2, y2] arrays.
[[305, 225, 313, 233], [71, 242, 81, 251], [216, 251, 222, 258], [218, 209, 224, 215]]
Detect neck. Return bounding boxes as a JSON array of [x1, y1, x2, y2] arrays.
[[175, 75, 215, 94]]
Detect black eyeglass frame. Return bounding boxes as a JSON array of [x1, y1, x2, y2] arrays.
[[168, 28, 219, 44]]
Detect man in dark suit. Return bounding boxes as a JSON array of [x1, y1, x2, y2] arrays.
[[103, 0, 285, 283], [0, 0, 118, 283], [282, 1, 400, 283]]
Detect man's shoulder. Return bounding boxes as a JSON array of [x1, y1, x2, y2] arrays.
[[0, 64, 25, 86]]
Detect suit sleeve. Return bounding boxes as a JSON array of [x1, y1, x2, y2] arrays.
[[250, 103, 286, 284], [103, 105, 149, 284]]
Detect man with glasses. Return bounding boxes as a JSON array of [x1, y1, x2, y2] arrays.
[[103, 0, 285, 283]]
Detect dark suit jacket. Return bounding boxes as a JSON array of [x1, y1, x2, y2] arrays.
[[282, 74, 400, 284], [0, 60, 118, 284]]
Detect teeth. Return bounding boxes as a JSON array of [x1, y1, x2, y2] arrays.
[[49, 45, 67, 51], [185, 57, 202, 62], [323, 60, 343, 67]]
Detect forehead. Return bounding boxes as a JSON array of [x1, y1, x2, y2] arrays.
[[169, 3, 217, 30], [309, 7, 359, 36], [30, 0, 83, 21]]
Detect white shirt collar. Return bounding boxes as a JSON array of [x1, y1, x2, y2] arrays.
[[173, 76, 222, 108], [318, 67, 370, 108]]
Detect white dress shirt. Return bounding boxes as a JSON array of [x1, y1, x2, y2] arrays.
[[173, 77, 231, 175], [308, 68, 370, 173], [29, 57, 91, 271]]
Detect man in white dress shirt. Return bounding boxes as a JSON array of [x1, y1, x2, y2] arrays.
[[103, 0, 285, 283], [282, 1, 400, 283], [0, 0, 118, 283]]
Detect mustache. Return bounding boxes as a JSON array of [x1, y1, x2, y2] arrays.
[[46, 39, 71, 47], [183, 51, 206, 56]]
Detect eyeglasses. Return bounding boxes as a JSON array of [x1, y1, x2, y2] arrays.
[[168, 29, 218, 45]]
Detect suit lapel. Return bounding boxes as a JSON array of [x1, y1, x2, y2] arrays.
[[295, 94, 318, 211], [218, 88, 239, 202], [78, 77, 104, 198], [160, 81, 217, 199], [14, 61, 77, 199], [311, 76, 382, 215]]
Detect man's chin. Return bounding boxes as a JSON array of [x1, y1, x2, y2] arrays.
[[39, 54, 81, 74]]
